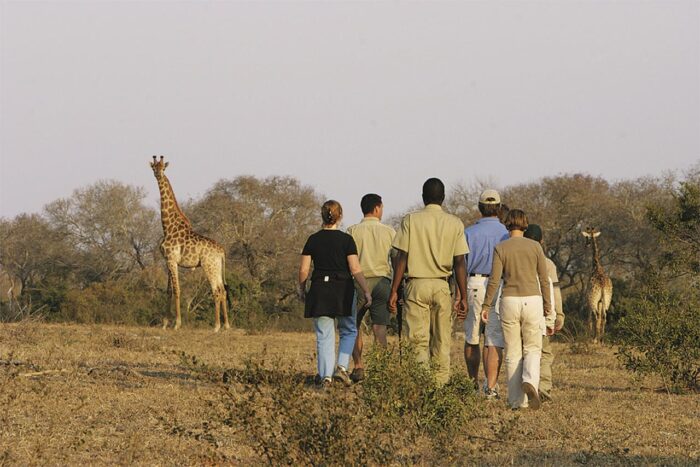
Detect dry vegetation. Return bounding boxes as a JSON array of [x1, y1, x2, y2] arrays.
[[0, 322, 698, 466]]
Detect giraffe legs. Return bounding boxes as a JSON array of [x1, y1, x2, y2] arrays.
[[166, 261, 182, 330]]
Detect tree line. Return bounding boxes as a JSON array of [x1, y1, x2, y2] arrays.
[[1, 167, 698, 338]]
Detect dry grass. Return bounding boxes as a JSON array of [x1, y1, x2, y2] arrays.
[[0, 322, 698, 466]]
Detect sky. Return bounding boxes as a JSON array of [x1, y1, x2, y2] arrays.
[[1, 1, 699, 226]]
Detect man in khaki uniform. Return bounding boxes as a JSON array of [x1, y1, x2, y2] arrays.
[[389, 178, 469, 385], [347, 193, 396, 382], [524, 224, 565, 401]]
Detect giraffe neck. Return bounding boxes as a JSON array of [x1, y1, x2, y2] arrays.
[[156, 174, 192, 235], [591, 236, 605, 277]]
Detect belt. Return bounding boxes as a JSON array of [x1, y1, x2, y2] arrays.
[[406, 276, 450, 282], [469, 273, 489, 277]]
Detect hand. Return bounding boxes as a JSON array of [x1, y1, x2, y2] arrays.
[[546, 326, 555, 336], [364, 291, 373, 310], [554, 323, 563, 333], [481, 308, 489, 324], [455, 298, 467, 320], [297, 285, 306, 301], [388, 290, 398, 314]]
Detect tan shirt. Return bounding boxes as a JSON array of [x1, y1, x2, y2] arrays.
[[482, 237, 552, 315], [545, 258, 564, 328], [346, 217, 396, 279], [392, 204, 469, 278]]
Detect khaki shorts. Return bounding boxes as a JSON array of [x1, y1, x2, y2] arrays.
[[464, 275, 504, 348], [355, 277, 392, 327]]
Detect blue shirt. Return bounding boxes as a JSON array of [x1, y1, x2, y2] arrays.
[[464, 217, 509, 275]]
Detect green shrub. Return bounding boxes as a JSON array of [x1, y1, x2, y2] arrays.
[[219, 344, 480, 465], [615, 278, 700, 393]]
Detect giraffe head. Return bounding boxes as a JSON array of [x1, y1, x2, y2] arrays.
[[581, 227, 601, 241], [150, 155, 169, 180]]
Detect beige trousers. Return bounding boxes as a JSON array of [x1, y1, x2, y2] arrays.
[[540, 335, 554, 395], [403, 278, 453, 386], [500, 295, 544, 408]]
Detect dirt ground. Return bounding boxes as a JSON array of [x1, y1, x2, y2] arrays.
[[0, 322, 698, 466]]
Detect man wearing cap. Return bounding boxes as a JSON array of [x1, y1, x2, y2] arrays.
[[389, 178, 469, 386], [347, 193, 396, 383], [523, 224, 565, 402], [463, 189, 509, 397]]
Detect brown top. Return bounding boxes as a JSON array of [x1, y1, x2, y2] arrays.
[[481, 237, 552, 315]]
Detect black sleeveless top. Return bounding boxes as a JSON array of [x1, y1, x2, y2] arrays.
[[301, 230, 358, 318]]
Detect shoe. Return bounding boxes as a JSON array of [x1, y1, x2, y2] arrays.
[[539, 389, 553, 403], [522, 382, 541, 410], [484, 387, 500, 400], [333, 366, 352, 387], [482, 380, 489, 394], [314, 374, 332, 390], [350, 367, 365, 383]]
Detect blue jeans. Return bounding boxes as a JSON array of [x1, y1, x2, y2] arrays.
[[313, 311, 357, 379]]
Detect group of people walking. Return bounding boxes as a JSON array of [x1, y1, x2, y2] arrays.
[[298, 178, 565, 410]]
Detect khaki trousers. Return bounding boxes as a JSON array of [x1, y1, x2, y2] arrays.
[[403, 278, 453, 386], [500, 295, 544, 409], [540, 335, 554, 395]]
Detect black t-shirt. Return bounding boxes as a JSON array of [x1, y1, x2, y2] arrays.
[[301, 229, 358, 274]]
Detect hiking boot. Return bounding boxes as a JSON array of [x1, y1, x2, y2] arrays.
[[539, 389, 553, 403], [484, 387, 500, 400], [350, 367, 365, 383], [522, 382, 541, 410], [333, 366, 352, 387]]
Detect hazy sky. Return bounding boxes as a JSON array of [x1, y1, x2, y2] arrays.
[[1, 1, 698, 226]]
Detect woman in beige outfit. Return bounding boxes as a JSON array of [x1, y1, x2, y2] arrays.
[[481, 210, 552, 410]]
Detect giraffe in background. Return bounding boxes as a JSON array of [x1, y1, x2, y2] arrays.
[[582, 227, 613, 344], [150, 155, 230, 332]]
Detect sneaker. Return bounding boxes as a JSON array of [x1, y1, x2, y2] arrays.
[[333, 366, 352, 387], [350, 367, 365, 383], [522, 382, 541, 410], [314, 374, 332, 390], [484, 387, 500, 400]]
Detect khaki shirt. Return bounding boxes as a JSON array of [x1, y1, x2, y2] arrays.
[[346, 217, 396, 279], [392, 204, 469, 278], [545, 258, 565, 329]]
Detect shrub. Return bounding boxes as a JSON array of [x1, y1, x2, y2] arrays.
[[615, 277, 700, 393], [218, 344, 480, 464]]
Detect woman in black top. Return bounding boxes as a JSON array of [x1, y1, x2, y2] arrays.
[[299, 200, 372, 387]]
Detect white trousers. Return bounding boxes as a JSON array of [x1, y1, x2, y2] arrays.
[[500, 295, 544, 409]]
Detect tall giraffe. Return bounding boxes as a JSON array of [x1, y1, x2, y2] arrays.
[[581, 227, 613, 344], [150, 156, 230, 332]]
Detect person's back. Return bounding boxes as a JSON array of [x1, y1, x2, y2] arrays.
[[492, 237, 549, 298], [399, 206, 465, 279], [346, 219, 395, 279]]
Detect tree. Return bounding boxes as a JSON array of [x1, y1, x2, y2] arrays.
[[44, 180, 160, 283], [187, 176, 323, 311]]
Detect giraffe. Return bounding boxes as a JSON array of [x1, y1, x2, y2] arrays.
[[150, 155, 230, 332], [581, 227, 613, 344]]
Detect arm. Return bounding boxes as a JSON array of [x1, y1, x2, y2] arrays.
[[536, 249, 553, 317], [389, 249, 408, 314], [554, 284, 564, 332], [481, 249, 504, 323], [453, 254, 468, 319], [298, 255, 312, 300], [348, 254, 372, 309]]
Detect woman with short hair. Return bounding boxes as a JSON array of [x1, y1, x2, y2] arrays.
[[298, 200, 372, 388], [481, 209, 552, 409]]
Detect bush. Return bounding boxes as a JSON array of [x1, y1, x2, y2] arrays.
[[615, 277, 700, 393], [218, 344, 480, 464]]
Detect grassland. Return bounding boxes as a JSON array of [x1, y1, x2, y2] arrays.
[[0, 321, 698, 465]]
